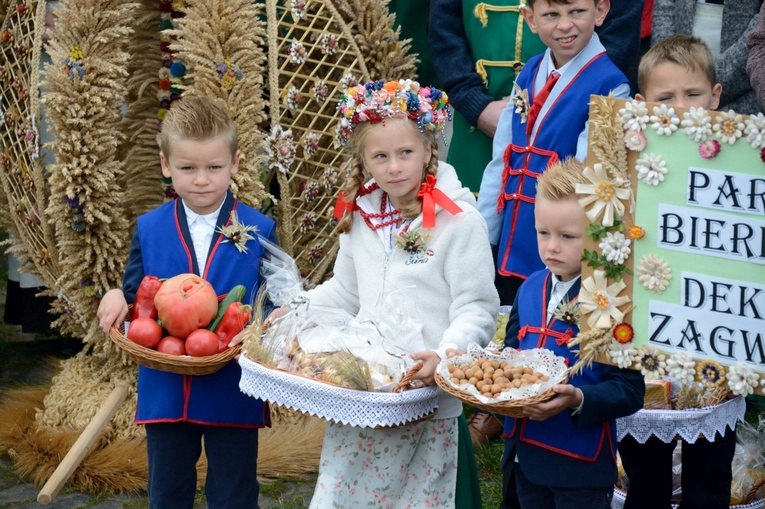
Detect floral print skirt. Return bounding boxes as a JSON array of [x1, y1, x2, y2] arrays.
[[309, 417, 459, 509]]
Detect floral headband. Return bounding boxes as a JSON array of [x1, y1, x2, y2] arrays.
[[335, 79, 451, 144]]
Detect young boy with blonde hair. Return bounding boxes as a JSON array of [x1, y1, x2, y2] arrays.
[[98, 96, 277, 509], [618, 34, 735, 509], [502, 157, 644, 509]]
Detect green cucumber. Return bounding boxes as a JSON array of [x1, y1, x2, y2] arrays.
[[208, 284, 247, 331]]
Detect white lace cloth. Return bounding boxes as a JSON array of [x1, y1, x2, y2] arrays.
[[616, 396, 746, 444], [611, 486, 763, 509], [238, 354, 440, 428]]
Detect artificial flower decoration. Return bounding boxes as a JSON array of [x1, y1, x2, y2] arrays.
[[697, 360, 725, 387], [340, 73, 358, 92], [335, 79, 451, 144], [320, 33, 340, 55], [306, 242, 325, 265], [264, 125, 296, 174], [635, 152, 668, 186], [623, 129, 647, 152], [291, 0, 307, 19], [698, 139, 721, 159], [576, 163, 631, 227], [285, 86, 303, 110], [302, 181, 320, 203], [761, 148, 765, 163], [63, 45, 85, 81], [612, 322, 634, 344], [635, 346, 667, 380], [579, 270, 630, 329], [619, 100, 650, 132], [322, 167, 339, 189], [599, 231, 631, 265], [217, 211, 258, 254], [744, 112, 765, 150], [553, 297, 580, 326], [302, 132, 320, 157], [311, 80, 329, 104], [394, 228, 429, 254], [608, 342, 638, 369], [299, 211, 317, 233], [650, 104, 680, 136], [511, 83, 530, 124], [626, 224, 645, 241], [215, 57, 243, 91], [681, 107, 712, 142], [289, 41, 307, 64], [636, 254, 672, 294], [726, 364, 760, 397], [666, 352, 697, 385], [712, 110, 745, 145]]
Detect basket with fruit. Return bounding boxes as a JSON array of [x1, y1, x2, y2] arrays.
[[109, 273, 250, 375], [434, 344, 568, 417]]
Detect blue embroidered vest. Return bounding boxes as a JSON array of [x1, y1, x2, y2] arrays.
[[503, 270, 614, 462], [496, 52, 627, 278], [132, 194, 274, 427]]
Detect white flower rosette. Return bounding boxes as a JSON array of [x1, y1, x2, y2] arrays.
[[436, 344, 568, 404]]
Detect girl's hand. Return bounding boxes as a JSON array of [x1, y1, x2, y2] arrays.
[[410, 350, 441, 386], [96, 289, 129, 335], [263, 306, 290, 328]]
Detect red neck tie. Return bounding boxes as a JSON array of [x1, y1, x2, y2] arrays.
[[526, 71, 560, 137]]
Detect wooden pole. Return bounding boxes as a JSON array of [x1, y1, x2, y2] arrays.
[[37, 383, 130, 505]]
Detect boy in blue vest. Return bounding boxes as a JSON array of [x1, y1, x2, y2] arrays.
[[97, 96, 276, 509], [502, 157, 644, 509], [476, 0, 631, 306], [617, 35, 736, 509]]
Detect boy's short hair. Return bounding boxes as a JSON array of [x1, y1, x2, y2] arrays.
[[536, 157, 588, 201], [638, 35, 717, 95], [157, 96, 237, 157], [527, 0, 600, 8]]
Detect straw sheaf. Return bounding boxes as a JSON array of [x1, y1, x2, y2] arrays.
[[42, 0, 137, 342], [588, 94, 629, 182], [169, 0, 270, 208], [120, 1, 167, 223], [0, 2, 60, 295]]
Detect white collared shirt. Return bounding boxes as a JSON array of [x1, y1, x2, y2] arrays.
[[182, 200, 223, 275], [546, 273, 580, 325]]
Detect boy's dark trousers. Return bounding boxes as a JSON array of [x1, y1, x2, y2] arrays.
[[618, 428, 736, 509], [500, 438, 521, 509], [146, 422, 261, 509]]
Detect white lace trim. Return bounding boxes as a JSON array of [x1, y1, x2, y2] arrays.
[[616, 396, 745, 444], [238, 354, 440, 427], [612, 486, 763, 509]]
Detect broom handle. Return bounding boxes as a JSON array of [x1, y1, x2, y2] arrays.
[[37, 383, 129, 506]]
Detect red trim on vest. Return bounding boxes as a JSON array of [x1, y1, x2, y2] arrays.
[[519, 419, 609, 463]]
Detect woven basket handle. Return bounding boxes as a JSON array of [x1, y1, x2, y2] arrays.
[[392, 363, 423, 393], [742, 476, 765, 504]]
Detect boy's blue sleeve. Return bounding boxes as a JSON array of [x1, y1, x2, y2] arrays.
[[122, 228, 145, 304], [572, 363, 645, 428]]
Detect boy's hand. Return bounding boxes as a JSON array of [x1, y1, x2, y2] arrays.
[[96, 289, 129, 335], [477, 98, 509, 137], [410, 350, 441, 386], [522, 384, 583, 421], [262, 306, 290, 328]]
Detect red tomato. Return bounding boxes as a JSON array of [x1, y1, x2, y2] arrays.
[[156, 336, 186, 356], [154, 273, 219, 338], [185, 329, 220, 357], [127, 318, 163, 349]]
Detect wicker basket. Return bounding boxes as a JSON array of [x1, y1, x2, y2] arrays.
[[109, 324, 239, 376], [434, 372, 560, 418]]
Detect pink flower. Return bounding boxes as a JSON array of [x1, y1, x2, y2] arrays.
[[624, 129, 647, 152], [761, 148, 765, 163], [699, 139, 721, 159], [418, 87, 431, 98]]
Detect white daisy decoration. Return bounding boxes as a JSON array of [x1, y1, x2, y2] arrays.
[[263, 125, 296, 174], [618, 100, 649, 132], [579, 270, 631, 329], [726, 364, 760, 397], [291, 0, 307, 19], [712, 110, 745, 145], [636, 254, 672, 294], [666, 352, 696, 385], [599, 231, 631, 265], [635, 153, 668, 186], [650, 104, 680, 136], [609, 342, 638, 369], [635, 346, 667, 380], [288, 41, 307, 65], [744, 112, 765, 149], [576, 163, 631, 227], [681, 107, 712, 142]]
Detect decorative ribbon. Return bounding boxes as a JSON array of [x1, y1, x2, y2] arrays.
[[332, 191, 355, 219], [417, 174, 463, 228]]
